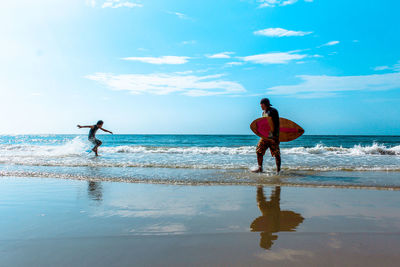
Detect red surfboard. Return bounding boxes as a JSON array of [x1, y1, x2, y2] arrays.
[[250, 117, 304, 142]]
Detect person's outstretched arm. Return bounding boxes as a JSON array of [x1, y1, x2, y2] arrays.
[[100, 127, 113, 134], [77, 125, 94, 129]]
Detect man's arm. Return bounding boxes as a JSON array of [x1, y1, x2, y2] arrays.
[[100, 127, 113, 134], [77, 125, 94, 129], [270, 110, 280, 142]]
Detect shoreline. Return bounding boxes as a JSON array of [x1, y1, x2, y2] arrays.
[[2, 172, 400, 191]]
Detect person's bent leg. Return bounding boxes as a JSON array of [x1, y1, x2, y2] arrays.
[[92, 145, 98, 156], [92, 140, 102, 156]]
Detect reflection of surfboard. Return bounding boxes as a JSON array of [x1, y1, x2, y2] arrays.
[[250, 117, 304, 142]]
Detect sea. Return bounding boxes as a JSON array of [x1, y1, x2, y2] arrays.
[[1, 134, 400, 189]]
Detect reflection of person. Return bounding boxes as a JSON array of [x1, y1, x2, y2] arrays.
[[252, 98, 281, 174], [77, 120, 113, 156], [250, 186, 304, 250], [88, 181, 103, 202]]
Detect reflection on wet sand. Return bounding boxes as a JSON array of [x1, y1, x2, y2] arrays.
[[88, 181, 103, 202], [251, 186, 304, 249]]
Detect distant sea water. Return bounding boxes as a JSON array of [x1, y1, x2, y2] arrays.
[[1, 135, 400, 189]]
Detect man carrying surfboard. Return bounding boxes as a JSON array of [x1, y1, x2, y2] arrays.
[[252, 98, 281, 174], [77, 120, 113, 156]]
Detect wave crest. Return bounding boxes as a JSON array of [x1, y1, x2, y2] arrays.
[[0, 141, 399, 157], [284, 143, 400, 156]]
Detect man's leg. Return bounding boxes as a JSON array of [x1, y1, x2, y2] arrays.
[[270, 140, 281, 174], [275, 154, 281, 174], [253, 139, 268, 173], [92, 145, 98, 156], [92, 140, 102, 156], [254, 152, 264, 172]]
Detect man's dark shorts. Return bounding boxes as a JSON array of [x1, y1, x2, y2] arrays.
[[256, 138, 280, 157], [89, 137, 101, 146]]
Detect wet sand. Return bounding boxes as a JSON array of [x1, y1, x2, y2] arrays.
[[1, 177, 400, 266]]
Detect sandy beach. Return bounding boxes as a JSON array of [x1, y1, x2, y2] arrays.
[[1, 176, 400, 266]]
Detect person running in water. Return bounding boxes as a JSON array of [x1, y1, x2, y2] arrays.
[[77, 120, 113, 156], [252, 98, 281, 174]]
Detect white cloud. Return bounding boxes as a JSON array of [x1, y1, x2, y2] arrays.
[[122, 56, 190, 64], [206, 52, 234, 59], [181, 40, 197, 45], [102, 0, 143, 8], [174, 70, 194, 75], [258, 0, 312, 8], [254, 28, 312, 37], [393, 61, 400, 72], [266, 72, 400, 98], [241, 51, 307, 64], [259, 0, 297, 7], [281, 0, 298, 6], [167, 11, 190, 20], [373, 60, 400, 72], [319, 40, 340, 47], [226, 62, 244, 67], [86, 72, 246, 96], [374, 66, 390, 71], [86, 0, 96, 7]]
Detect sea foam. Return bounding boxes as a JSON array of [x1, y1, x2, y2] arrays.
[[0, 142, 399, 156]]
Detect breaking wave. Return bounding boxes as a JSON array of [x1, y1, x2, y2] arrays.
[[0, 137, 88, 157], [0, 140, 399, 156], [284, 143, 400, 156]]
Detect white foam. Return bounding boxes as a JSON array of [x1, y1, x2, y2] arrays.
[[0, 137, 88, 157], [101, 145, 255, 155], [99, 143, 400, 156], [1, 142, 399, 156], [283, 143, 400, 156]]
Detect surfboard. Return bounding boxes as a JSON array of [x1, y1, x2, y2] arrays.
[[250, 117, 304, 142]]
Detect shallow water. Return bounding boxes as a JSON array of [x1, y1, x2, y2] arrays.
[[1, 135, 400, 188], [1, 178, 400, 266]]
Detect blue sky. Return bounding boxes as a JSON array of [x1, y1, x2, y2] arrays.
[[0, 0, 399, 134]]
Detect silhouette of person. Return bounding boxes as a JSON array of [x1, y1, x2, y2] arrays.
[[88, 181, 103, 202], [250, 186, 304, 249]]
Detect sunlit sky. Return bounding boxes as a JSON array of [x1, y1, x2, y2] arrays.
[[0, 0, 399, 135]]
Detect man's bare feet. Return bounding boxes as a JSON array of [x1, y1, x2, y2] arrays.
[[251, 167, 263, 173], [92, 148, 98, 156]]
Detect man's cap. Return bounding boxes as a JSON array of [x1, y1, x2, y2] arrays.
[[260, 98, 272, 106]]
